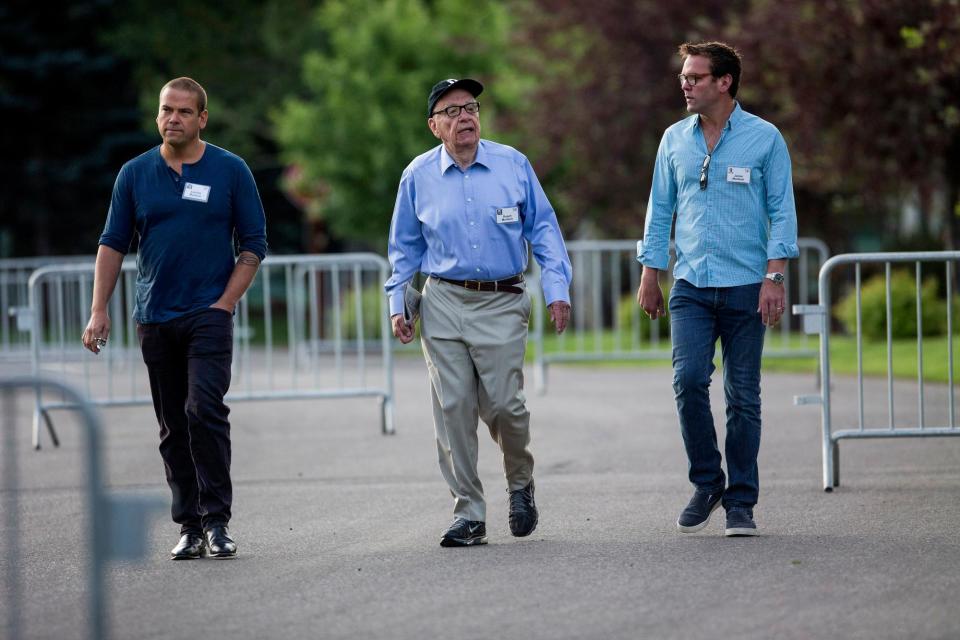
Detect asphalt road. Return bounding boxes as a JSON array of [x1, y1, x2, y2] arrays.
[[2, 356, 959, 639]]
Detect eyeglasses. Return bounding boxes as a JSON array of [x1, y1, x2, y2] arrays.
[[678, 73, 712, 87], [700, 154, 711, 190], [431, 101, 480, 118]]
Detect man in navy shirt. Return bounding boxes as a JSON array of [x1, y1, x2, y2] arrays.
[[385, 78, 572, 547], [82, 77, 267, 559]]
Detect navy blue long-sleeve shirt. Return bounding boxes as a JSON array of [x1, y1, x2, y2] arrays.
[[100, 143, 267, 323]]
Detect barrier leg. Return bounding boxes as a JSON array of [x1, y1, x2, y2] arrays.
[[380, 395, 396, 436], [831, 441, 840, 489], [823, 435, 835, 492]]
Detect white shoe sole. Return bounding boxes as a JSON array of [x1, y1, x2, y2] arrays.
[[724, 527, 758, 537]]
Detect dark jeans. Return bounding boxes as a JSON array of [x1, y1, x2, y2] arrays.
[[669, 279, 765, 509], [138, 307, 234, 534]]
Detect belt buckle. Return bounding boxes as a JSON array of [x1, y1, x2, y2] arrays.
[[464, 280, 481, 291]]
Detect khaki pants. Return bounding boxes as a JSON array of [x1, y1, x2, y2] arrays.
[[420, 276, 534, 522]]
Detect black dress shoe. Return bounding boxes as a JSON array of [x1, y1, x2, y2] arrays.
[[509, 480, 538, 537], [204, 525, 237, 558], [440, 518, 487, 547], [170, 533, 206, 560]]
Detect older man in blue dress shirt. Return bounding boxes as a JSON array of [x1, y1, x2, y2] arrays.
[[385, 78, 573, 547], [638, 43, 799, 537]]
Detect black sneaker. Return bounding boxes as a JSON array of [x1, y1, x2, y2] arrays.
[[724, 508, 758, 537], [508, 480, 538, 537], [440, 518, 487, 547], [676, 488, 724, 533]]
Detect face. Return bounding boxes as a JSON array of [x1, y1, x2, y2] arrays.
[[427, 88, 480, 153], [156, 87, 207, 147], [680, 55, 731, 114]]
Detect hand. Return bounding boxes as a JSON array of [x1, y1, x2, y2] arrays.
[[391, 314, 415, 344], [548, 301, 571, 334], [82, 309, 111, 354], [637, 269, 665, 319], [758, 280, 786, 326]]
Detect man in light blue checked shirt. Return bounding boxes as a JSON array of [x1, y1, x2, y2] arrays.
[[385, 78, 572, 548], [638, 42, 799, 537]]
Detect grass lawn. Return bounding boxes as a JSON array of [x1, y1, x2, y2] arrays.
[[531, 331, 960, 384]]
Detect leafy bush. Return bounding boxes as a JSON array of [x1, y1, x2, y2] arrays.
[[834, 270, 960, 339], [615, 293, 671, 341], [337, 284, 388, 341]]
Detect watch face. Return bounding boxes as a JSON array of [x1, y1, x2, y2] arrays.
[[767, 272, 784, 284]]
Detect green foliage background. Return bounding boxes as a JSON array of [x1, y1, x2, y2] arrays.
[[274, 0, 523, 246], [834, 270, 960, 339]]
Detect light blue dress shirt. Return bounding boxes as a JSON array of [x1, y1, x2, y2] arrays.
[[385, 139, 572, 315], [639, 103, 799, 286]]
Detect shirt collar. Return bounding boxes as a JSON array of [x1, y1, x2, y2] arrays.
[[438, 140, 488, 174], [689, 101, 743, 134]]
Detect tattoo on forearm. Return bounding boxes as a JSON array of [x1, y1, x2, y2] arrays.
[[238, 254, 260, 267]]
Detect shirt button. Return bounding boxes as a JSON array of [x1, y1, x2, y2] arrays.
[[476, 268, 481, 272], [467, 198, 472, 202], [464, 175, 470, 180], [472, 245, 478, 249], [469, 221, 474, 226]]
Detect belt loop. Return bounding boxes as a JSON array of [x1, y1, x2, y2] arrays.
[[494, 281, 499, 292]]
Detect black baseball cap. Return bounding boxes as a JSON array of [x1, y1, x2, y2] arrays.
[[427, 78, 484, 116]]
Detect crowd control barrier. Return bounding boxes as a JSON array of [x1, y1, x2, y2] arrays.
[[1, 376, 163, 640], [1, 256, 94, 361], [26, 253, 396, 448], [530, 237, 829, 393], [793, 251, 959, 490]]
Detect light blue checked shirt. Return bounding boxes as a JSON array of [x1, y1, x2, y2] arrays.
[[385, 139, 572, 315], [639, 103, 799, 286]]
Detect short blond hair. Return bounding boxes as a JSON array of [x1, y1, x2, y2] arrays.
[[160, 77, 207, 112]]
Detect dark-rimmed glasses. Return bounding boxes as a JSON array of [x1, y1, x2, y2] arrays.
[[700, 154, 711, 190], [431, 101, 480, 118], [678, 73, 711, 87]]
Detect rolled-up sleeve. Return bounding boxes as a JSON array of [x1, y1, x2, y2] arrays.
[[639, 134, 676, 270], [99, 165, 136, 254], [385, 169, 426, 316], [233, 160, 268, 260], [764, 132, 799, 260], [520, 157, 572, 305]]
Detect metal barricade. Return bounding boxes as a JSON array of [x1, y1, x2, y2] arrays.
[[27, 253, 396, 447], [531, 237, 829, 392], [1, 256, 94, 361], [2, 376, 162, 640], [794, 251, 959, 490]]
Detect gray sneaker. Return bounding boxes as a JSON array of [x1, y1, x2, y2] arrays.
[[677, 488, 724, 533], [724, 508, 758, 537]]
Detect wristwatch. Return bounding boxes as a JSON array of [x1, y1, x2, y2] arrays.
[[764, 272, 785, 285]]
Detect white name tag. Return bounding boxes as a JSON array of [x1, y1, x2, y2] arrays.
[[726, 167, 751, 184], [182, 182, 211, 202], [496, 206, 520, 224]]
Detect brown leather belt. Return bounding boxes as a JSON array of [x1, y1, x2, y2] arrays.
[[434, 274, 525, 294]]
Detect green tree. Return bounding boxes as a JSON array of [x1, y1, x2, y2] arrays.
[[0, 1, 154, 256], [274, 0, 521, 247], [100, 0, 317, 252], [731, 0, 960, 254]]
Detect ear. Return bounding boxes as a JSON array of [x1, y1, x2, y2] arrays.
[[199, 109, 209, 130], [718, 74, 733, 95], [427, 117, 441, 140]]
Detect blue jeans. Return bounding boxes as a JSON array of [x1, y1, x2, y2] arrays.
[[669, 279, 765, 509]]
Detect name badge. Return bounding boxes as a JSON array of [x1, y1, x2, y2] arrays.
[[726, 167, 751, 184], [182, 182, 211, 202], [496, 206, 520, 224]]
